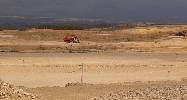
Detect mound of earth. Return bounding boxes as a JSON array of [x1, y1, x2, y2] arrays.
[[65, 82, 93, 87], [0, 80, 37, 100], [91, 84, 187, 100]]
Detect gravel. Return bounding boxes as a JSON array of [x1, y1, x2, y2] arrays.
[[91, 84, 187, 100], [0, 80, 37, 100]]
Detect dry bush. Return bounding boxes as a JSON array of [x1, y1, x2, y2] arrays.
[[124, 32, 170, 42]]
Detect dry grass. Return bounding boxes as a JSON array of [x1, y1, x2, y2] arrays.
[[0, 25, 187, 53], [1, 25, 187, 43]]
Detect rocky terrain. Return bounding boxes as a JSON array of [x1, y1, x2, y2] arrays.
[[91, 83, 187, 100], [0, 80, 37, 100]]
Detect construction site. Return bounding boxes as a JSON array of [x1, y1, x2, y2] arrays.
[[0, 25, 187, 100]]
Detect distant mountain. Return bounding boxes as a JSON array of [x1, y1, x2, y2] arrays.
[[0, 16, 115, 28], [0, 16, 186, 30], [0, 16, 110, 24]]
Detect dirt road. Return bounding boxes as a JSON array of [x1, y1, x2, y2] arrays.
[[0, 52, 187, 88]]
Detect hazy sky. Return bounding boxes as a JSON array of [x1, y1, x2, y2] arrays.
[[0, 0, 187, 22]]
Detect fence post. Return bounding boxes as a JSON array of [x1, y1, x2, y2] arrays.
[[81, 64, 84, 83]]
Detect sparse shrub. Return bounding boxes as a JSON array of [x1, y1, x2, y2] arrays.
[[9, 49, 19, 52], [37, 45, 46, 50], [18, 27, 28, 31]]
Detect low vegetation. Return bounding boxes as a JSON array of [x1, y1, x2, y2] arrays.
[[0, 24, 84, 31]]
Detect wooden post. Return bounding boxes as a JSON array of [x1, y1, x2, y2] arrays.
[[81, 64, 84, 83]]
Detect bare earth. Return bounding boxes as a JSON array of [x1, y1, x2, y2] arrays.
[[0, 25, 187, 100]]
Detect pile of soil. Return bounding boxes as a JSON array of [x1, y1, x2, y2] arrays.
[[0, 80, 37, 100], [91, 84, 187, 100]]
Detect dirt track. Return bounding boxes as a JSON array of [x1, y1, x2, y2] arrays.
[[0, 52, 187, 88], [0, 52, 187, 100]]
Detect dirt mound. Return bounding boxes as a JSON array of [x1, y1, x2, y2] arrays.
[[65, 83, 93, 87], [91, 85, 187, 100], [0, 80, 37, 100]]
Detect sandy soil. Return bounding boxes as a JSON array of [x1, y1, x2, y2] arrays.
[[0, 52, 187, 88], [0, 25, 187, 100], [0, 52, 187, 100], [27, 80, 187, 100]]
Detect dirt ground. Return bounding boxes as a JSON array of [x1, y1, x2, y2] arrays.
[[0, 25, 187, 100]]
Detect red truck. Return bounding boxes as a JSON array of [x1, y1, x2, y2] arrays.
[[63, 34, 80, 43]]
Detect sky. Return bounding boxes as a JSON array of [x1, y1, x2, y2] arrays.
[[0, 0, 187, 23]]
